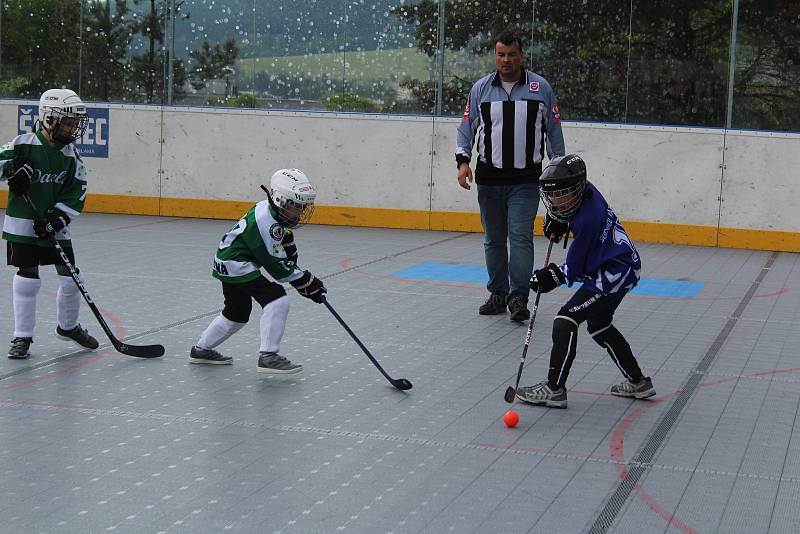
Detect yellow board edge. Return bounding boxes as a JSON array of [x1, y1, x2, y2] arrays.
[[1, 191, 798, 252]]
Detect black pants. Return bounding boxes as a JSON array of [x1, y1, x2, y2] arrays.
[[221, 276, 286, 323], [547, 285, 644, 389]]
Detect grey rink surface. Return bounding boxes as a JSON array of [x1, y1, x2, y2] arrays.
[[2, 211, 800, 534]]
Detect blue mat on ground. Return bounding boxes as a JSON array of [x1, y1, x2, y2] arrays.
[[391, 262, 703, 298]]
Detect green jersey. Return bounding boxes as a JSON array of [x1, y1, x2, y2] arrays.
[[0, 131, 88, 248], [213, 200, 304, 284]]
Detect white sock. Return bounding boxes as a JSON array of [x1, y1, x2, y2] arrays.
[[13, 275, 41, 338], [260, 295, 289, 353], [57, 275, 81, 331], [196, 314, 245, 349]]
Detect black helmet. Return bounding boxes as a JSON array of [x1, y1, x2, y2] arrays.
[[539, 154, 587, 222]]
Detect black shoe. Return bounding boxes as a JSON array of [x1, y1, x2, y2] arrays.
[[8, 337, 32, 359], [479, 293, 507, 315], [55, 324, 99, 350], [189, 345, 233, 364], [507, 296, 530, 322]]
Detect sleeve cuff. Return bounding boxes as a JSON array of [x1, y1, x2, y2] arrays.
[[455, 154, 470, 168]]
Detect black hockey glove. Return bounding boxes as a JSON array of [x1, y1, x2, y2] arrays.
[[282, 229, 298, 263], [543, 213, 569, 243], [33, 207, 71, 239], [530, 263, 566, 294], [290, 270, 327, 303], [7, 157, 35, 196]]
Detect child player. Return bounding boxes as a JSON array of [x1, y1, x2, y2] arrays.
[[516, 154, 655, 408], [190, 169, 326, 373], [1, 88, 98, 359]]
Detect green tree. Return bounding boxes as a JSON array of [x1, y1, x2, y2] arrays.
[[0, 0, 82, 98], [80, 0, 135, 102], [188, 39, 240, 91], [126, 0, 189, 103], [391, 0, 800, 129]]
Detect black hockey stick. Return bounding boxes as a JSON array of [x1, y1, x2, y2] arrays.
[[322, 298, 412, 391], [504, 239, 555, 403], [21, 194, 165, 358]]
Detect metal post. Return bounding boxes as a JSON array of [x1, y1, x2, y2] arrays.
[[725, 0, 740, 129], [166, 0, 175, 105], [434, 0, 446, 116]]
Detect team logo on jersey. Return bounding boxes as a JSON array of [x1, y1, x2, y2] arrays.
[[462, 98, 470, 120], [552, 103, 561, 122], [529, 82, 540, 92], [269, 223, 284, 242]]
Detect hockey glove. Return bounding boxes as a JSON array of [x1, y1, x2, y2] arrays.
[[33, 207, 71, 239], [543, 213, 569, 243], [7, 157, 35, 196], [530, 263, 566, 294], [282, 229, 298, 263], [290, 270, 327, 303]]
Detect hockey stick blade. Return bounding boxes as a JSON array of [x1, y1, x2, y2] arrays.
[[504, 386, 516, 403], [112, 340, 165, 358], [323, 299, 412, 391]]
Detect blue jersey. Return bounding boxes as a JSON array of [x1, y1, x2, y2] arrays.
[[561, 182, 641, 295]]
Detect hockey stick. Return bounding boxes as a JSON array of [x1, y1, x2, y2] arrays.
[[504, 239, 555, 403], [21, 194, 165, 358], [322, 298, 412, 391]]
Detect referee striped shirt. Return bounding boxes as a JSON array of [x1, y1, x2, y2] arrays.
[[456, 70, 565, 185]]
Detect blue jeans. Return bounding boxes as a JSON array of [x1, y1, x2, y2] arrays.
[[477, 182, 539, 300]]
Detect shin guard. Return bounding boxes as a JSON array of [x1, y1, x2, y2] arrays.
[[13, 274, 42, 338], [57, 275, 81, 331], [259, 295, 289, 353], [197, 314, 245, 349], [547, 316, 579, 389], [590, 324, 644, 382]]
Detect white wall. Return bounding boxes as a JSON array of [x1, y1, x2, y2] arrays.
[[2, 99, 798, 234]]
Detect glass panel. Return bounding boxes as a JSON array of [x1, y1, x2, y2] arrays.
[[248, 0, 345, 110], [627, 2, 730, 127], [170, 0, 252, 106], [80, 0, 141, 103], [341, 0, 435, 114], [119, 0, 169, 105], [436, 0, 496, 117], [731, 0, 800, 132], [534, 1, 630, 123], [0, 0, 82, 99]]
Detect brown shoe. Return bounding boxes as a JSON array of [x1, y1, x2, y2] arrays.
[[479, 294, 507, 315]]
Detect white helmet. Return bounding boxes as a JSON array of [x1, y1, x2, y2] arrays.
[[268, 168, 317, 228], [38, 88, 88, 144]]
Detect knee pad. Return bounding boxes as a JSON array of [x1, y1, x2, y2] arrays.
[[552, 315, 579, 343], [588, 323, 615, 347]]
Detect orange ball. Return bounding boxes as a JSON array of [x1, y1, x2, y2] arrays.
[[503, 410, 519, 428]]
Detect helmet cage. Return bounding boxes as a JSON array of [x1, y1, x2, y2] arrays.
[[43, 107, 88, 144], [274, 196, 315, 229], [540, 179, 586, 222]]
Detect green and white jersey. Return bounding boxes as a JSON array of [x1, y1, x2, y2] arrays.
[[213, 200, 305, 284], [0, 131, 87, 248]]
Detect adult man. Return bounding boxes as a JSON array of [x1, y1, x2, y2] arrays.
[[456, 30, 565, 322], [0, 88, 99, 359]]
